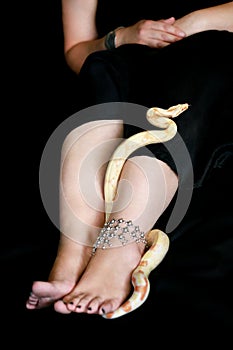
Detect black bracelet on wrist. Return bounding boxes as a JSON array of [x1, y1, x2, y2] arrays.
[[105, 30, 116, 50], [104, 27, 124, 51]]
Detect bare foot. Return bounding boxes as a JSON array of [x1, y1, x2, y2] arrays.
[[26, 281, 74, 310], [62, 241, 145, 315], [60, 156, 178, 315], [26, 235, 92, 311]]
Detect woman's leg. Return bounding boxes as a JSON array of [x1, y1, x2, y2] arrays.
[[62, 155, 178, 315], [26, 120, 124, 311], [26, 48, 139, 312]]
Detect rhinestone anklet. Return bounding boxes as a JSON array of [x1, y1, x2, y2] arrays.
[[92, 218, 147, 255]]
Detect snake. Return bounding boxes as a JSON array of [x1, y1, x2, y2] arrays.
[[102, 103, 189, 319]]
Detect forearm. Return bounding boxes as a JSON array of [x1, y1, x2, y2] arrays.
[[175, 2, 233, 36], [197, 2, 233, 32]]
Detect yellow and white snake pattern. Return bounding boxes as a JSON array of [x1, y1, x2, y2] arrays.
[[102, 103, 189, 319]]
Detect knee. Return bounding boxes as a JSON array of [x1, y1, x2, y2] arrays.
[[123, 156, 177, 186], [123, 156, 159, 181], [125, 155, 159, 171]]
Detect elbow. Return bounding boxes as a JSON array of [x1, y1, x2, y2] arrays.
[[64, 45, 83, 75]]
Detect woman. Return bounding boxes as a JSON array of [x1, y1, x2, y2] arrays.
[[26, 0, 233, 317]]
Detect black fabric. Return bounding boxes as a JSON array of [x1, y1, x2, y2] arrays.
[[79, 30, 233, 187], [3, 0, 233, 342], [76, 4, 233, 333]]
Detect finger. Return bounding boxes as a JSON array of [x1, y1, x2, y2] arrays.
[[162, 17, 176, 24], [149, 31, 185, 45], [152, 20, 186, 38], [145, 32, 184, 49]]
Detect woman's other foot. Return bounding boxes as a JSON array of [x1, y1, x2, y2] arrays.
[[26, 235, 92, 311]]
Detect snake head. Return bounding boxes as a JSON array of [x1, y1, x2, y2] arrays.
[[146, 103, 189, 127]]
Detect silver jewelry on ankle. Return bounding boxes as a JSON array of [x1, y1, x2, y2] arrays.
[[92, 218, 147, 255]]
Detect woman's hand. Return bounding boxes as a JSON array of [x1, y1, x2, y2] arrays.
[[116, 17, 186, 48], [116, 2, 233, 48]]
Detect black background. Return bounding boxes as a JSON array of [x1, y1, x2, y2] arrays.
[[2, 1, 232, 345]]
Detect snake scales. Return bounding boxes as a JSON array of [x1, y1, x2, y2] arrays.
[[102, 103, 189, 319]]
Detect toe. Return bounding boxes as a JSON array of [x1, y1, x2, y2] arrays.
[[26, 301, 38, 309], [26, 294, 39, 309], [86, 297, 102, 314], [63, 293, 83, 311], [99, 299, 119, 315], [54, 300, 72, 314], [66, 301, 78, 312], [72, 295, 93, 313]]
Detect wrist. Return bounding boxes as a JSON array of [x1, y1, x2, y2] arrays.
[[104, 26, 125, 50], [176, 11, 206, 37], [114, 26, 125, 48]]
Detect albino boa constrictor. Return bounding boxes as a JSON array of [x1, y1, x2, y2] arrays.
[[102, 103, 189, 319]]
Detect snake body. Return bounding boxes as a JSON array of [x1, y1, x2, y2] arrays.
[[102, 103, 189, 319]]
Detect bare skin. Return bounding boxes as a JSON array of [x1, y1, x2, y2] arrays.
[[26, 120, 123, 310], [60, 155, 178, 315], [26, 0, 233, 314], [26, 235, 92, 309], [62, 0, 233, 74], [26, 120, 178, 313]]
